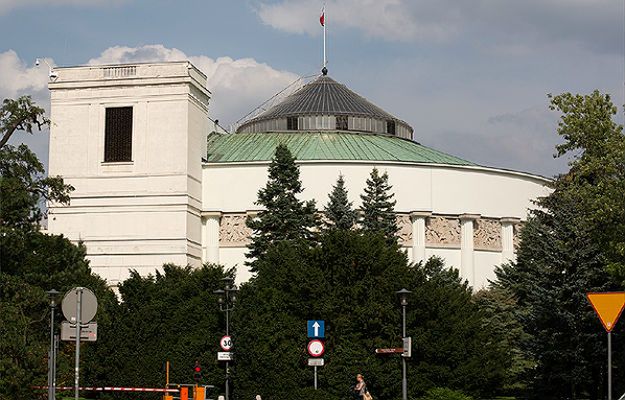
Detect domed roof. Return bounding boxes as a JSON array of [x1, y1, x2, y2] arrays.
[[206, 131, 474, 166], [256, 75, 399, 120], [236, 75, 413, 137]]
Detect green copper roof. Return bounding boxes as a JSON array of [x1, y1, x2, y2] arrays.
[[205, 132, 476, 166]]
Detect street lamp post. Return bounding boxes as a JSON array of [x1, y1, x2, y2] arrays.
[[46, 289, 60, 400], [396, 288, 411, 400], [214, 277, 237, 400]]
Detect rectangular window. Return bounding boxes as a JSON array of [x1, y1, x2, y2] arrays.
[[336, 115, 348, 130], [104, 107, 133, 162], [287, 116, 298, 130], [386, 120, 396, 135]]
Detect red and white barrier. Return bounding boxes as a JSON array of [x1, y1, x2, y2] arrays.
[[33, 386, 179, 392]]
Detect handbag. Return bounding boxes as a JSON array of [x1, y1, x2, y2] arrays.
[[363, 391, 373, 400]]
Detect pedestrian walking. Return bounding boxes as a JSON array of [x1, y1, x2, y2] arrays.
[[352, 374, 366, 400]]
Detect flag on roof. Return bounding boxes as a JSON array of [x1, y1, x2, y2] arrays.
[[320, 7, 325, 26]]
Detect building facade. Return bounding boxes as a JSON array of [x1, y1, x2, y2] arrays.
[[47, 61, 549, 288]]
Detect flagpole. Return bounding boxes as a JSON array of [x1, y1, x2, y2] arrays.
[[323, 6, 326, 68]]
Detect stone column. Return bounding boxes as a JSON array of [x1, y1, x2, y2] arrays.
[[459, 214, 480, 287], [410, 211, 431, 264], [501, 217, 520, 263], [202, 211, 221, 265]]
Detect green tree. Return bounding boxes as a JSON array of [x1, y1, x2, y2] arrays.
[[0, 95, 49, 149], [494, 91, 625, 398], [474, 287, 533, 394], [0, 144, 73, 230], [324, 174, 357, 230], [234, 230, 507, 400], [95, 264, 231, 392], [0, 96, 73, 230], [359, 168, 398, 240], [0, 233, 117, 400], [246, 144, 319, 269], [0, 95, 114, 399], [548, 91, 625, 284], [416, 387, 473, 400]]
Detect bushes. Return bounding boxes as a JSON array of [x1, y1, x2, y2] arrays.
[[415, 387, 473, 400]]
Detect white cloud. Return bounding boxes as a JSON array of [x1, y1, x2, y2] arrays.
[[257, 0, 460, 41], [0, 0, 123, 15], [88, 44, 300, 127], [0, 50, 50, 100], [0, 50, 54, 169], [256, 0, 622, 53]]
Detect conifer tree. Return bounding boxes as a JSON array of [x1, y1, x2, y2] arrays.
[[359, 167, 398, 239], [246, 144, 318, 268], [324, 174, 356, 230], [494, 91, 625, 398]]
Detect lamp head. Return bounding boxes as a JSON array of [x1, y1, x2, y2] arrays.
[[213, 289, 225, 304], [46, 289, 60, 305], [396, 288, 411, 306]]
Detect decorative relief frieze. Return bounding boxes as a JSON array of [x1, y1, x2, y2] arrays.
[[396, 214, 413, 245], [474, 218, 502, 250], [513, 222, 524, 249], [219, 214, 252, 246], [425, 216, 461, 247]]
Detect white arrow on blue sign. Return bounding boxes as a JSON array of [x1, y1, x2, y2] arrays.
[[307, 320, 325, 338]]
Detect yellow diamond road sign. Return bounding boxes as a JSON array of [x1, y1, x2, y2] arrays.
[[586, 292, 625, 332]]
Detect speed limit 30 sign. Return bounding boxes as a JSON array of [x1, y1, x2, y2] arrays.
[[220, 335, 233, 351]]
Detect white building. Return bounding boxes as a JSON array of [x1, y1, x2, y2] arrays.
[[47, 61, 549, 288]]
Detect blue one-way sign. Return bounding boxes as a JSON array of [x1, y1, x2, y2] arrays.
[[307, 320, 325, 338]]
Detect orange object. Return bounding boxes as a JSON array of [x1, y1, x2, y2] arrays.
[[163, 396, 173, 400], [587, 292, 625, 332], [180, 387, 189, 400], [194, 386, 205, 400]]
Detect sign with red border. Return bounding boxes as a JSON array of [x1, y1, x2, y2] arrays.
[[307, 339, 325, 357], [220, 335, 233, 351], [587, 292, 625, 332]]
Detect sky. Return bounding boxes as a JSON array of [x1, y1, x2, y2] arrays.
[[1, 0, 624, 177]]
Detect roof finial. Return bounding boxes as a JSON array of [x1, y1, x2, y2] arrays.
[[322, 66, 328, 76]]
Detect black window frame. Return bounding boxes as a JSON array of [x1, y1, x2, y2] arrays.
[[286, 116, 299, 130], [104, 106, 133, 163], [386, 120, 396, 136], [336, 115, 348, 130]]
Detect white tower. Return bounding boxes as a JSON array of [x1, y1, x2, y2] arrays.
[[47, 62, 210, 286]]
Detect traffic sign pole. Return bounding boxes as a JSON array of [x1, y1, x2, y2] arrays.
[[314, 366, 318, 390], [74, 288, 83, 400], [586, 292, 625, 400], [608, 331, 612, 400]]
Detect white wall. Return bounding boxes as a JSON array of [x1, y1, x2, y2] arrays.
[[202, 160, 549, 288], [47, 62, 209, 286]]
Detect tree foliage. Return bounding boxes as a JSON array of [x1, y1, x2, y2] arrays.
[[1, 144, 73, 230], [233, 230, 507, 400], [548, 91, 625, 284], [360, 168, 398, 240], [494, 91, 625, 398], [246, 144, 319, 270], [93, 264, 232, 394], [0, 96, 73, 230], [324, 174, 357, 230], [0, 95, 49, 149], [0, 96, 112, 399]]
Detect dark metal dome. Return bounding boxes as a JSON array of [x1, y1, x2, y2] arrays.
[[236, 75, 413, 139]]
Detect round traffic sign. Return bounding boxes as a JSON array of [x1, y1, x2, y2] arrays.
[[307, 339, 325, 357], [61, 287, 98, 323], [220, 335, 233, 351]]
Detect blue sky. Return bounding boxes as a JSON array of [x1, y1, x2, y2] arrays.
[[1, 0, 623, 177]]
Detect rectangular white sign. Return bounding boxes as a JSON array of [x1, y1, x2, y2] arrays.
[[308, 358, 324, 367], [61, 321, 98, 341], [217, 352, 233, 361]]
